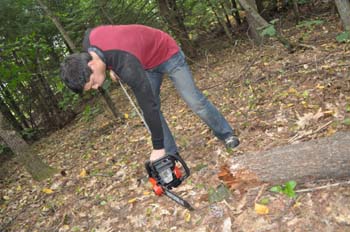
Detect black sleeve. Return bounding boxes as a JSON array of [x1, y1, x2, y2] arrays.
[[107, 51, 164, 149]]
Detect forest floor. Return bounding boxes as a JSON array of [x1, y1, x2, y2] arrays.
[[1, 6, 350, 232]]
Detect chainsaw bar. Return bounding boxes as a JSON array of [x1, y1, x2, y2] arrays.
[[164, 188, 194, 211]]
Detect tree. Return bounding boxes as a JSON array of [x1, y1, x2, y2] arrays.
[[335, 0, 350, 31], [157, 0, 197, 57], [207, 0, 234, 42], [0, 111, 56, 181], [227, 132, 350, 186], [237, 0, 294, 51]]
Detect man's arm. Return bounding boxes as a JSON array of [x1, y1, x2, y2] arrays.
[[108, 52, 164, 153]]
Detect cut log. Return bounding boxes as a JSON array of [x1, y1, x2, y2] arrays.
[[228, 132, 350, 186]]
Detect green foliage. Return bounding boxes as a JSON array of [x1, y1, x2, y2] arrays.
[[343, 118, 350, 126], [259, 19, 279, 38], [56, 81, 81, 111], [0, 144, 5, 154], [260, 25, 277, 37], [259, 197, 270, 205], [297, 20, 324, 30], [270, 180, 297, 198], [346, 105, 350, 113], [20, 128, 37, 140], [336, 31, 350, 43], [81, 105, 100, 122], [208, 184, 230, 203]]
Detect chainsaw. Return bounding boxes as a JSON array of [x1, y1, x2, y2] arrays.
[[145, 153, 194, 210]]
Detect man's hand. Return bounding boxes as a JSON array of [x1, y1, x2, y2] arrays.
[[150, 149, 166, 161]]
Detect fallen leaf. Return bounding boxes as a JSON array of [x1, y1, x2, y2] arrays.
[[42, 188, 54, 194], [184, 211, 191, 222], [255, 203, 269, 215], [79, 169, 87, 178], [316, 84, 325, 89], [296, 108, 324, 129], [128, 198, 137, 204]]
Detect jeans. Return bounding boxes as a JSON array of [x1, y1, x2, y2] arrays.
[[146, 50, 234, 154]]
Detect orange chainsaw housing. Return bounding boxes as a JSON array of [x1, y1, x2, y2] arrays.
[[149, 166, 182, 196]]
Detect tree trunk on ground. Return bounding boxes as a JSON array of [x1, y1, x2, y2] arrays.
[[0, 112, 56, 181], [227, 132, 350, 188], [335, 0, 350, 31]]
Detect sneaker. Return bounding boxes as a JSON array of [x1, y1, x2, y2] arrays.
[[224, 136, 240, 149]]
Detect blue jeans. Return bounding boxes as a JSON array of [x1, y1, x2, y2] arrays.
[[146, 50, 234, 154]]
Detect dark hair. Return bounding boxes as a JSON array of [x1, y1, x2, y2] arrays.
[[60, 52, 92, 94]]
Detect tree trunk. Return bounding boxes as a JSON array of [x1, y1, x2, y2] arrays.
[[238, 0, 294, 51], [231, 0, 242, 25], [35, 47, 71, 129], [227, 132, 350, 188], [36, 0, 77, 52], [335, 0, 350, 31], [0, 82, 30, 129], [157, 0, 197, 57], [208, 0, 234, 42], [245, 0, 263, 44], [0, 95, 23, 132], [292, 0, 300, 23], [38, 0, 123, 123], [99, 88, 124, 122], [255, 0, 264, 13], [0, 112, 56, 181]]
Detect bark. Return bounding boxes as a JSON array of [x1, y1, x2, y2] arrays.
[[238, 0, 294, 51], [244, 0, 263, 44], [0, 112, 56, 181], [228, 132, 350, 186], [335, 0, 350, 31]]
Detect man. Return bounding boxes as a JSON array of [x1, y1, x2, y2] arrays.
[[60, 24, 239, 161]]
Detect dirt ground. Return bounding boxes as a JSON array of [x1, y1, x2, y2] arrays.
[[1, 6, 350, 232]]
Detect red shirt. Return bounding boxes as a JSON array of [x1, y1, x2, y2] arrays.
[[86, 25, 179, 69]]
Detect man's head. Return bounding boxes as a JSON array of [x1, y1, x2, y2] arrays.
[[60, 52, 106, 93]]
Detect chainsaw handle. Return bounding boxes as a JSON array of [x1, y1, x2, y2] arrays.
[[169, 152, 190, 181], [145, 160, 152, 177]]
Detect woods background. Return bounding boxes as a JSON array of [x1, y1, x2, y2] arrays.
[[1, 1, 350, 231]]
